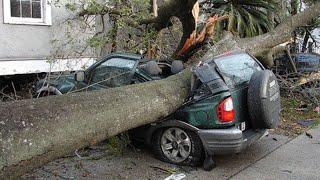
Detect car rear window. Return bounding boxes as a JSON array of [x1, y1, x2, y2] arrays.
[[214, 53, 262, 86]]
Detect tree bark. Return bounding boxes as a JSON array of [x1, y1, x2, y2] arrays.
[[0, 72, 191, 179], [1, 2, 320, 179], [237, 2, 320, 66], [152, 0, 158, 17]]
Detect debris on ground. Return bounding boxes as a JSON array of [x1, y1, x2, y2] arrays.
[[295, 108, 308, 112], [281, 169, 293, 174], [297, 119, 317, 127], [275, 97, 320, 137], [164, 173, 186, 180], [150, 166, 176, 174], [306, 132, 313, 139]]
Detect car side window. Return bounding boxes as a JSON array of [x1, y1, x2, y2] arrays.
[[295, 54, 320, 72], [89, 58, 136, 87]]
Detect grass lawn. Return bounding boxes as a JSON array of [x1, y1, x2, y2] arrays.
[[275, 95, 320, 136]]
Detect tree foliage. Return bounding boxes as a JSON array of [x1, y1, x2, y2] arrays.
[[54, 0, 157, 55], [201, 0, 278, 38]]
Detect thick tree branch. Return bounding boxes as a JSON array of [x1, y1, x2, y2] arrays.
[[202, 2, 320, 65], [0, 71, 191, 179], [239, 1, 320, 55]]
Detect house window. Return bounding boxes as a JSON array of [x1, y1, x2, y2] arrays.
[[3, 0, 52, 25]]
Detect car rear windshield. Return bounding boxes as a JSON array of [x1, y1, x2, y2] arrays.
[[214, 53, 262, 86]]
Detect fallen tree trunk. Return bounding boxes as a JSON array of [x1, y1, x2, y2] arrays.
[[0, 72, 191, 179], [1, 2, 320, 179]]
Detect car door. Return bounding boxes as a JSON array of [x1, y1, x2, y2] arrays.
[[87, 57, 138, 89]]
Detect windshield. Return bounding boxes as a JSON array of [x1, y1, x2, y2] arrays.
[[99, 58, 137, 69], [86, 57, 138, 88], [214, 53, 262, 86]]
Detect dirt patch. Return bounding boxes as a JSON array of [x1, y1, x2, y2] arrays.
[[0, 74, 40, 101]]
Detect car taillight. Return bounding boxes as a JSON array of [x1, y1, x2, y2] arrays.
[[217, 97, 235, 123]]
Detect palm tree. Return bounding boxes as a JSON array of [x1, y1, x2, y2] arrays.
[[201, 0, 278, 38]]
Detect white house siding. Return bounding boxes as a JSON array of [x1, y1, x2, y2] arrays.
[[0, 1, 96, 76]]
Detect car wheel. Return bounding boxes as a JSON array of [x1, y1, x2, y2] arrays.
[[152, 127, 203, 166], [38, 91, 56, 97]]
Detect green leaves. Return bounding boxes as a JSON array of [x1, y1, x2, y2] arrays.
[[204, 0, 278, 38], [65, 3, 77, 12], [84, 0, 106, 15], [88, 36, 105, 48], [60, 0, 156, 53]]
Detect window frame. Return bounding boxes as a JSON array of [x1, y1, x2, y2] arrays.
[[3, 0, 52, 26]]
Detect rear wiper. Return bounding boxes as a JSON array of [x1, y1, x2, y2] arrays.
[[214, 66, 228, 83], [218, 70, 237, 84]]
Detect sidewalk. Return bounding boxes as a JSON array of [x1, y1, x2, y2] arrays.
[[231, 126, 320, 180]]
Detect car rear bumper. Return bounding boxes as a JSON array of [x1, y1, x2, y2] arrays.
[[198, 127, 267, 155]]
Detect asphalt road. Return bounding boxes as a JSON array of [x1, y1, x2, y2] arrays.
[[23, 132, 291, 180]]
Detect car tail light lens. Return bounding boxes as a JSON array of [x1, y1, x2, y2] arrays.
[[217, 97, 235, 123]]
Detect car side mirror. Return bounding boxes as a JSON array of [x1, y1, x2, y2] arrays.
[[75, 71, 85, 82]]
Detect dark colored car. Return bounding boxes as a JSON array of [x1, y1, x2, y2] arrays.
[[36, 53, 174, 95], [131, 51, 280, 169], [295, 53, 320, 72], [36, 51, 281, 170], [274, 52, 320, 74]]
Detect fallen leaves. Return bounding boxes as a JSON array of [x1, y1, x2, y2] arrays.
[[275, 97, 320, 137]]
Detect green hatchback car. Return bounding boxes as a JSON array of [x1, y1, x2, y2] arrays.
[[131, 51, 280, 170], [36, 50, 281, 170], [36, 53, 159, 95]]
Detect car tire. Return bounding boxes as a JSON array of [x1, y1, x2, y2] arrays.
[[38, 91, 56, 97], [248, 70, 281, 129], [129, 134, 145, 149], [152, 127, 203, 166]]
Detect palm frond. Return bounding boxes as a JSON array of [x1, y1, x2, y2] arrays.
[[202, 0, 278, 38]]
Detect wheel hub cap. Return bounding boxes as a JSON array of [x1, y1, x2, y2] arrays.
[[160, 128, 192, 163], [172, 141, 179, 149]]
